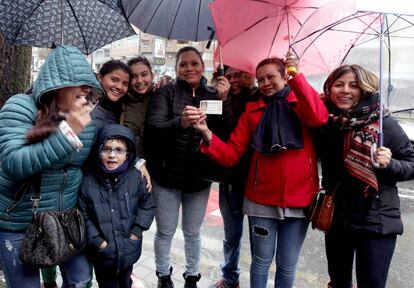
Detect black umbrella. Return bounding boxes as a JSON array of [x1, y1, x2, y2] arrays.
[[122, 0, 214, 41], [0, 0, 135, 54]]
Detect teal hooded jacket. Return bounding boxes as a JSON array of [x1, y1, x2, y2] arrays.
[[0, 46, 102, 231]]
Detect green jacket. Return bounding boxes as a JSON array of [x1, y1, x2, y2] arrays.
[[0, 46, 101, 231]]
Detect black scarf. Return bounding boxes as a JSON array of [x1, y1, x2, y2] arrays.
[[251, 86, 303, 155], [100, 94, 124, 120]]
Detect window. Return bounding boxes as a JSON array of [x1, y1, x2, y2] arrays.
[[127, 35, 139, 47]]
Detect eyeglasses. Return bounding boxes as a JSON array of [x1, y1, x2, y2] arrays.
[[101, 147, 128, 156]]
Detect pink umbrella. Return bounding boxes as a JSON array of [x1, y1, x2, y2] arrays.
[[292, 0, 414, 144], [209, 0, 333, 76]]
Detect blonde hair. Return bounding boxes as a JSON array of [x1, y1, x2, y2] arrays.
[[323, 64, 379, 97]]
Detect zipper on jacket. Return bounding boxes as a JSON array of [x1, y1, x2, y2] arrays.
[[6, 191, 27, 214], [192, 88, 196, 97], [254, 158, 260, 191], [5, 181, 31, 214], [124, 192, 131, 216], [59, 170, 68, 210]]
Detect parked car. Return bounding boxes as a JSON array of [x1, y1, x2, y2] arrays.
[[392, 108, 414, 143]]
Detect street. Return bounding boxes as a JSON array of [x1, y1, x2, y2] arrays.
[[16, 180, 414, 288], [132, 180, 414, 288]]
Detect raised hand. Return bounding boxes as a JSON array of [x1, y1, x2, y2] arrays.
[[215, 76, 230, 100]]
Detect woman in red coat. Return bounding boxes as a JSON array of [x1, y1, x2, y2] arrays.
[[194, 54, 328, 288]]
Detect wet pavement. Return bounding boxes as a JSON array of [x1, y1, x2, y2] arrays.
[[32, 181, 414, 287], [126, 182, 414, 288]]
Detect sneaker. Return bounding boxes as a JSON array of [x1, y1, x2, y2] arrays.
[[211, 279, 240, 288]]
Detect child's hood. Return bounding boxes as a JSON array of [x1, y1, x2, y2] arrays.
[[96, 124, 137, 167]]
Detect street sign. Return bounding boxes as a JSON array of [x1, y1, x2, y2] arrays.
[[154, 57, 165, 65], [153, 38, 166, 66]]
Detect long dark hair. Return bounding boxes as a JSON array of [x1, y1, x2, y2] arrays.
[[127, 56, 153, 74], [26, 91, 65, 143], [99, 60, 130, 77]]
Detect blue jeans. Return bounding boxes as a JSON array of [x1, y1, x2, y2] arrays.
[[0, 230, 90, 288], [325, 231, 396, 288], [153, 181, 210, 277], [248, 216, 308, 288], [219, 183, 244, 284]]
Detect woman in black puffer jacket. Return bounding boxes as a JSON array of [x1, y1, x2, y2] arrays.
[[318, 64, 414, 288], [146, 46, 232, 288]]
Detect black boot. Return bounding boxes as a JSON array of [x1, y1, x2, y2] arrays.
[[183, 273, 201, 288], [157, 267, 174, 288]]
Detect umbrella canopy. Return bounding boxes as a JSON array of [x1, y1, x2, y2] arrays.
[[209, 0, 333, 76], [290, 0, 412, 74], [292, 0, 414, 144], [122, 0, 214, 41], [0, 0, 135, 55]]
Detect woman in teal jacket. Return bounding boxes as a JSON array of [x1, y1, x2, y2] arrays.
[[0, 45, 101, 288]]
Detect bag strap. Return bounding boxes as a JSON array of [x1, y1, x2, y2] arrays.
[[30, 176, 41, 213], [326, 179, 342, 196]]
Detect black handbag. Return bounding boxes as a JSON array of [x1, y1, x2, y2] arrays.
[[19, 178, 86, 268]]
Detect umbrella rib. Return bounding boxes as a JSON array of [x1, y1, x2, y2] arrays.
[[12, 0, 46, 42], [144, 0, 168, 34], [195, 0, 202, 41], [338, 16, 383, 65], [386, 16, 414, 35], [295, 13, 381, 61], [66, 0, 89, 53], [98, 0, 133, 19], [126, 0, 144, 18], [167, 0, 185, 39], [294, 12, 374, 45], [267, 15, 284, 58], [222, 15, 271, 45]]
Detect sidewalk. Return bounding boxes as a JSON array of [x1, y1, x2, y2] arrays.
[[59, 186, 329, 288], [121, 186, 253, 288]]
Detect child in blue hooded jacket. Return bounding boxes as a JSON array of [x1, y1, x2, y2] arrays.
[[79, 124, 155, 288]]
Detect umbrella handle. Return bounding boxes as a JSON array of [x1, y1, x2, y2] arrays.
[[218, 45, 224, 76], [286, 50, 298, 77], [287, 67, 297, 76]]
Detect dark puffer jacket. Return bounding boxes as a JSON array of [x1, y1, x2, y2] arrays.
[[78, 124, 155, 270], [319, 116, 414, 235], [146, 77, 233, 192]]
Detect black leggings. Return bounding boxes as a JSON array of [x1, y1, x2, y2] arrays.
[[325, 231, 396, 288]]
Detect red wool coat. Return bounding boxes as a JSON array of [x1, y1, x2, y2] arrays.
[[201, 74, 329, 208]]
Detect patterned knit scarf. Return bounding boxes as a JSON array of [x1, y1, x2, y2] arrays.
[[325, 93, 380, 197]]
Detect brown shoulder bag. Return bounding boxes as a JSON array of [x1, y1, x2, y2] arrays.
[[309, 182, 341, 233]]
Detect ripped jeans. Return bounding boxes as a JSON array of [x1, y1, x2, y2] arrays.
[[0, 230, 90, 288], [248, 216, 308, 288]]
